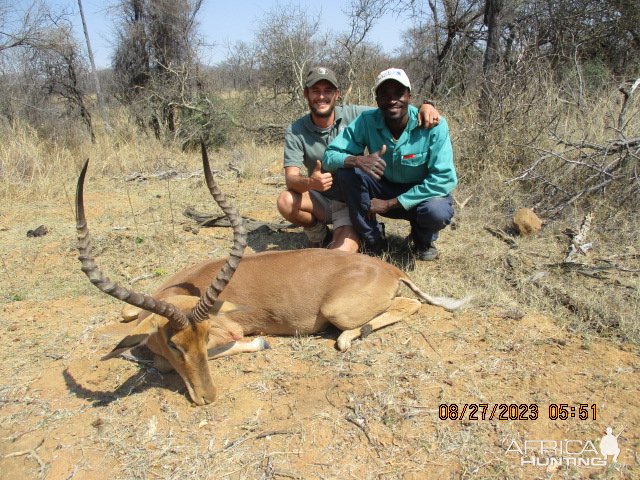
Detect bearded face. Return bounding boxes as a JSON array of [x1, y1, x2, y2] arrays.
[[305, 80, 339, 118]]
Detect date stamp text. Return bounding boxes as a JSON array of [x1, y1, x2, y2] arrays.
[[438, 403, 597, 421]]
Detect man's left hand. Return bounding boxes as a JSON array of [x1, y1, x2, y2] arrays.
[[369, 198, 395, 215]]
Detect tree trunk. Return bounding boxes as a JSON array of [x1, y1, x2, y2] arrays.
[[77, 0, 112, 134], [480, 0, 503, 120], [483, 0, 502, 76]]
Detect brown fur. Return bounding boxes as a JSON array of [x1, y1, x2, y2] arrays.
[[116, 249, 469, 404], [141, 249, 407, 335]]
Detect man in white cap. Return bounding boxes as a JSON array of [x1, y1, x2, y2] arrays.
[[277, 66, 440, 251], [323, 68, 457, 260]]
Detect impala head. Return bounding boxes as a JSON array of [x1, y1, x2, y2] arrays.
[[76, 143, 247, 405]]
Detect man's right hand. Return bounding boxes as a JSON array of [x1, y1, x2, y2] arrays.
[[309, 160, 333, 192], [354, 145, 387, 180]]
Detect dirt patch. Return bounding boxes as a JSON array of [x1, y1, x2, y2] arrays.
[[1, 173, 638, 479]]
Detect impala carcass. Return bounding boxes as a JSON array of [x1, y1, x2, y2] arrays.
[[76, 144, 470, 405]]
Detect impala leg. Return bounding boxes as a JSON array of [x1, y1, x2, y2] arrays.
[[207, 337, 271, 359], [336, 297, 421, 352]]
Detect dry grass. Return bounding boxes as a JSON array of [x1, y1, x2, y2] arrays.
[[436, 78, 640, 346], [0, 108, 284, 202], [0, 99, 639, 479]]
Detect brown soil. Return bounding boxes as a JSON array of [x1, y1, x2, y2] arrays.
[[1, 173, 638, 480]]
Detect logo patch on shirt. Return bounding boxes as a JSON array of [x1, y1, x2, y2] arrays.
[[402, 154, 416, 160]]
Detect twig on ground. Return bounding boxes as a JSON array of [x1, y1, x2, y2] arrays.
[[345, 413, 381, 454], [166, 177, 176, 242], [453, 194, 473, 209], [125, 185, 140, 239], [273, 471, 302, 479], [130, 273, 154, 286], [4, 438, 46, 474], [325, 382, 340, 409], [221, 430, 295, 452], [407, 325, 439, 354], [484, 227, 518, 248]]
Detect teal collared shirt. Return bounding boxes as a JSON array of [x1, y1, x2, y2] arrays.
[[323, 105, 457, 210]]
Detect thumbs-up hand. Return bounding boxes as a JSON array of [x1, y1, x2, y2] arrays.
[[309, 160, 333, 192], [355, 145, 387, 180]]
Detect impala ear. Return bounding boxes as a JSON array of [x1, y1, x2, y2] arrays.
[[102, 316, 159, 360], [121, 304, 142, 322]]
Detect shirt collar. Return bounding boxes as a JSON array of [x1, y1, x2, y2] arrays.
[[374, 104, 419, 135], [303, 106, 344, 133]]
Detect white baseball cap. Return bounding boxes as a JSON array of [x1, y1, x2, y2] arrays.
[[374, 68, 411, 92]]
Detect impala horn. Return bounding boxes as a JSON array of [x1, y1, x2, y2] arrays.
[[76, 159, 191, 330], [188, 142, 247, 323]]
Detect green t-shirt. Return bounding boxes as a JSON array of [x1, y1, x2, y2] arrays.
[[283, 105, 371, 176]]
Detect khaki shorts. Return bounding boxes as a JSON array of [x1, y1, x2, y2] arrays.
[[309, 190, 352, 229]]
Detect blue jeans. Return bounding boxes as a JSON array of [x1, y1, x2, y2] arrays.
[[335, 168, 454, 248]]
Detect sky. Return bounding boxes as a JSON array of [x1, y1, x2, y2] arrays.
[[30, 0, 412, 69]]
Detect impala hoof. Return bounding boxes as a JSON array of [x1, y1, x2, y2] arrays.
[[336, 338, 351, 352]]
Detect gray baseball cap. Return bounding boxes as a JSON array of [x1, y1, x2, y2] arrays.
[[305, 67, 339, 89]]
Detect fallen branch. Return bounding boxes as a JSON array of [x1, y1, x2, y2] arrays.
[[529, 277, 615, 329], [184, 207, 297, 232]]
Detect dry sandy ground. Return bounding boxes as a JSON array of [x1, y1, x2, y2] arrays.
[[1, 171, 638, 479]]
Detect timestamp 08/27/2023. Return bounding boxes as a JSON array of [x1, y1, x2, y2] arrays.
[[438, 403, 598, 421]]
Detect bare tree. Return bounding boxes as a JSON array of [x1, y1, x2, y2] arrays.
[[416, 0, 484, 96], [337, 0, 392, 103], [38, 25, 96, 142], [0, 2, 95, 141], [219, 41, 259, 91], [0, 1, 51, 52], [508, 80, 640, 216], [112, 0, 204, 138], [482, 0, 501, 75], [478, 0, 503, 121], [253, 3, 327, 106]]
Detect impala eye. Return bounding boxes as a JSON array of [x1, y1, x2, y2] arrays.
[[167, 340, 182, 355]]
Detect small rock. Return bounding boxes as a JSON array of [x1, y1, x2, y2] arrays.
[[513, 208, 541, 235], [182, 225, 199, 234]]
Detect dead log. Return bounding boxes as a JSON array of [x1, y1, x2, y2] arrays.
[[184, 207, 296, 232]]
